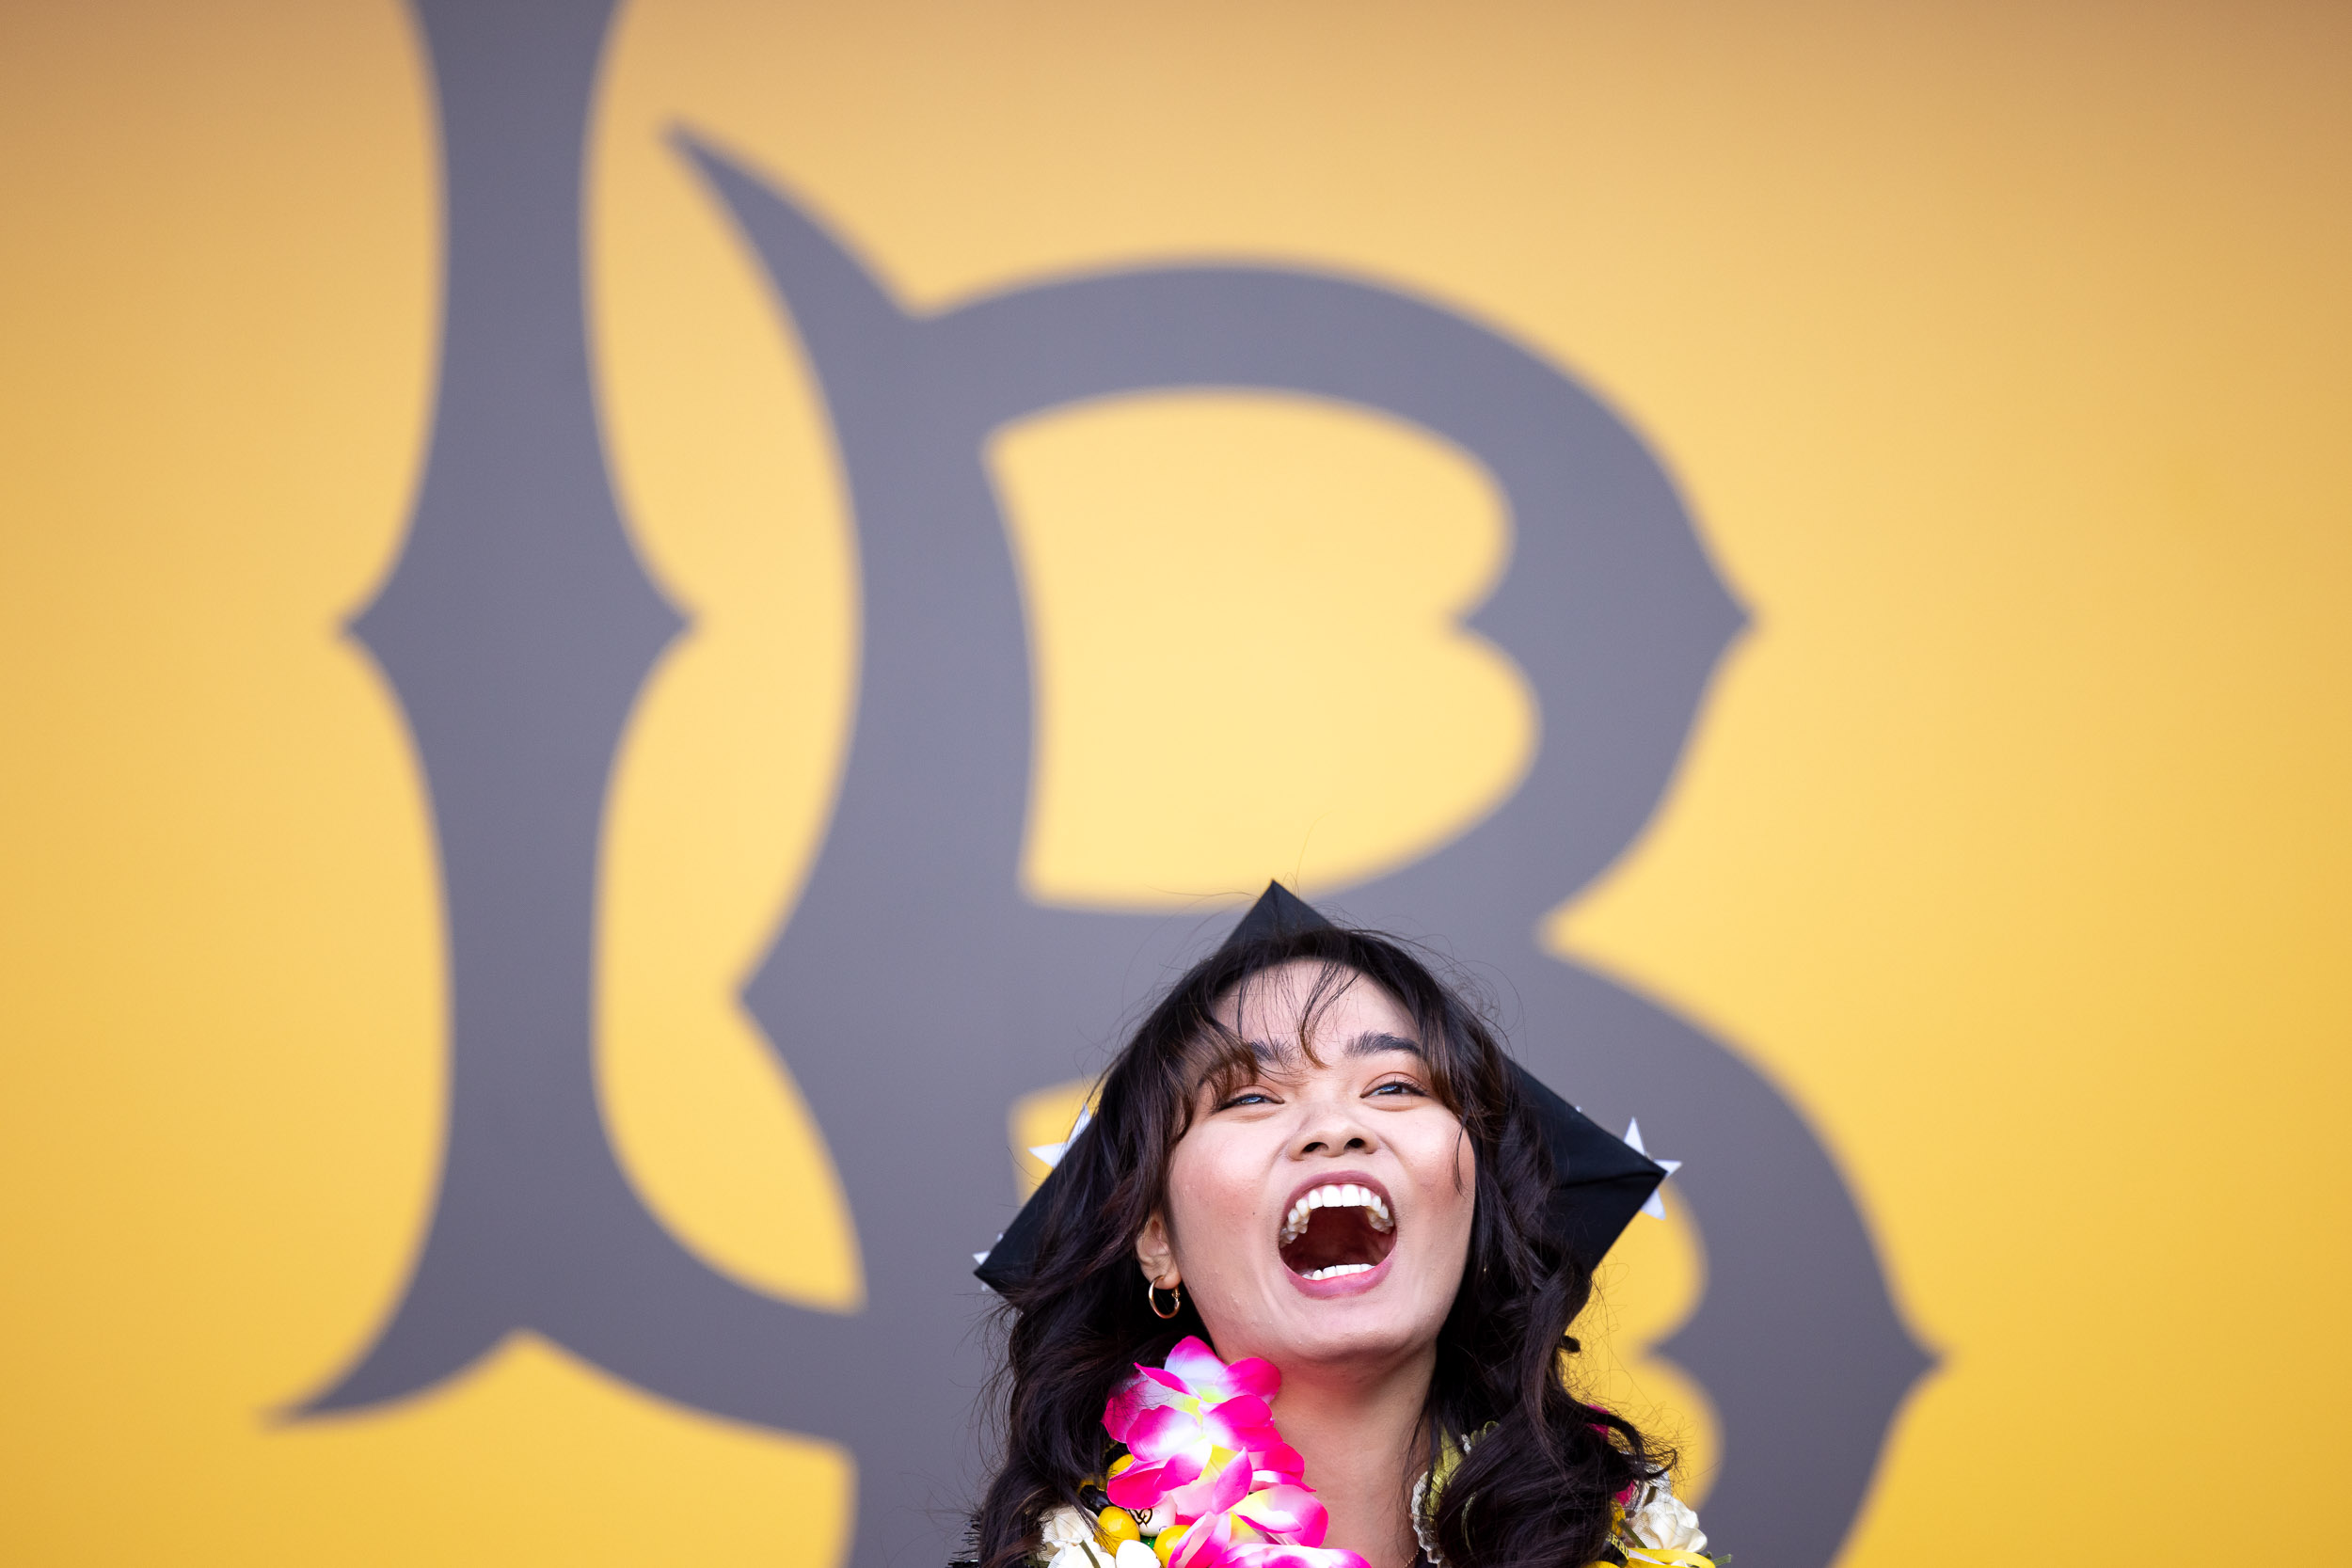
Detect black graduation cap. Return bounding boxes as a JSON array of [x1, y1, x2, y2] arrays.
[[974, 882, 1668, 1292]]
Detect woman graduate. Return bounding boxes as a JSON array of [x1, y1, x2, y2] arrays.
[[969, 884, 1717, 1568]]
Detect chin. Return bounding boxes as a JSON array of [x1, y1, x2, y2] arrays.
[[1265, 1311, 1440, 1374], [1266, 1269, 1450, 1367]]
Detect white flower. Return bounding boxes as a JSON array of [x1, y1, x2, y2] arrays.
[[1625, 1478, 1707, 1555], [1041, 1507, 1097, 1547], [1038, 1507, 1106, 1568]]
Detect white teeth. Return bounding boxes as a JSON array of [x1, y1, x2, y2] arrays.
[[1302, 1262, 1375, 1280], [1277, 1184, 1395, 1246]]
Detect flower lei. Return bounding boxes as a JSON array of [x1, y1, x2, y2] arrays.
[[1037, 1337, 1366, 1568], [1036, 1338, 1717, 1568], [1411, 1424, 1717, 1568]]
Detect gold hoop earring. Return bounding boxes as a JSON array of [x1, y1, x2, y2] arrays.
[[1147, 1278, 1183, 1320]]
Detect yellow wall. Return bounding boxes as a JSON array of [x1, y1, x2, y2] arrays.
[[4, 1, 2348, 1562]]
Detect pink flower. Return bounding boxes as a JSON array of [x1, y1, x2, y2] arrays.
[[1107, 1399, 1275, 1519], [1159, 1338, 1282, 1405], [1101, 1338, 1368, 1568], [1105, 1338, 1291, 1521], [1227, 1547, 1370, 1568], [1231, 1485, 1327, 1544], [1166, 1512, 1368, 1568]]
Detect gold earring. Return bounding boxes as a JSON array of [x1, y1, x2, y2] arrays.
[[1147, 1278, 1183, 1319]]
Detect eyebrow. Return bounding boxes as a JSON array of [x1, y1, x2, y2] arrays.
[[1346, 1031, 1424, 1059], [1243, 1030, 1424, 1065]]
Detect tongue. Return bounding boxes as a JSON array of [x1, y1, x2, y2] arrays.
[[1281, 1207, 1393, 1275]]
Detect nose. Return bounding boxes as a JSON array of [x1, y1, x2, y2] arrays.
[[1291, 1099, 1380, 1159]]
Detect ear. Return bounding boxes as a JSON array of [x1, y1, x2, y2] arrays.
[[1134, 1211, 1178, 1287]]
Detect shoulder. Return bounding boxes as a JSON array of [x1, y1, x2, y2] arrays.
[[1413, 1439, 1719, 1568]]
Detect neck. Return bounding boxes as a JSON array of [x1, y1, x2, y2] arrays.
[[1269, 1344, 1435, 1568]]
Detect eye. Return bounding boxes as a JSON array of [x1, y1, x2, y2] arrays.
[[1368, 1079, 1427, 1099], [1218, 1088, 1279, 1111]]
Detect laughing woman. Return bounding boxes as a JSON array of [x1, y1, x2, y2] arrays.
[[969, 885, 1715, 1568]]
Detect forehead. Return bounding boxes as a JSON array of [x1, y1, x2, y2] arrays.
[[1215, 958, 1420, 1051]]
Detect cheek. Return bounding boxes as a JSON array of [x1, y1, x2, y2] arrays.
[[1164, 1134, 1266, 1260], [1411, 1129, 1479, 1248]]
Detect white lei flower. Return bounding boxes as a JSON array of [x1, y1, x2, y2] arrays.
[[1038, 1505, 1101, 1568], [1624, 1475, 1708, 1556], [1037, 1506, 1152, 1568], [1041, 1506, 1096, 1547], [1415, 1449, 1711, 1567]]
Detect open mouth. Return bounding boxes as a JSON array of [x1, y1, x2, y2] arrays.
[[1277, 1180, 1398, 1281]]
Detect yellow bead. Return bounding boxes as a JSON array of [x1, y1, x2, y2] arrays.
[[1153, 1526, 1188, 1565], [1096, 1508, 1141, 1546], [1108, 1455, 1136, 1479]]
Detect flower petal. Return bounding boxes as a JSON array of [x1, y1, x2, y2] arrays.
[[1170, 1511, 1232, 1568], [1232, 1486, 1327, 1545], [1161, 1467, 1229, 1526], [1626, 1487, 1707, 1554], [1108, 1451, 1204, 1511], [1107, 1371, 1185, 1442], [1041, 1506, 1099, 1546], [1220, 1356, 1281, 1403], [1200, 1396, 1274, 1451], [1202, 1453, 1254, 1517], [1225, 1544, 1372, 1568], [1126, 1405, 1209, 1463], [1163, 1338, 1231, 1398], [1252, 1445, 1305, 1483]]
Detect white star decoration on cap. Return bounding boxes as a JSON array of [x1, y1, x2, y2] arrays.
[[977, 1105, 1098, 1271], [1025, 1102, 1093, 1171], [1622, 1118, 1683, 1220]]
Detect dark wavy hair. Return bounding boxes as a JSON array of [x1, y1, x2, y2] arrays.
[[973, 922, 1664, 1568]]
